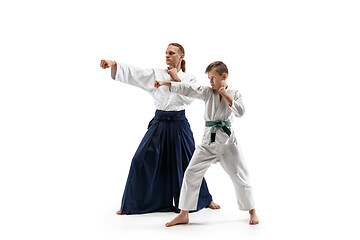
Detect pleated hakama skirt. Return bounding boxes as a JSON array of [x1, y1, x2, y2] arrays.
[[120, 110, 213, 214]]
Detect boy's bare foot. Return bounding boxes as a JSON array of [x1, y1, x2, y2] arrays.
[[165, 211, 189, 227], [249, 209, 259, 225], [116, 210, 125, 215], [207, 201, 221, 209]]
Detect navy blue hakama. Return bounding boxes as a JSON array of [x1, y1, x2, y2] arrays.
[[120, 110, 213, 214]]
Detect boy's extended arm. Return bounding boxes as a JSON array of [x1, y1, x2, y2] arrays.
[[170, 82, 210, 101], [154, 80, 209, 101]]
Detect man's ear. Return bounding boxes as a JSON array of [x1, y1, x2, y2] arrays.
[[222, 73, 227, 80]]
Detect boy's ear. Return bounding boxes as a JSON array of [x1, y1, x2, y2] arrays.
[[222, 73, 227, 80]]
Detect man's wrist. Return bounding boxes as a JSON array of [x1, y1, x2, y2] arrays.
[[172, 76, 180, 82]]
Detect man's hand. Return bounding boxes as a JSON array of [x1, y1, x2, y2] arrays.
[[100, 59, 116, 69], [167, 67, 181, 82]]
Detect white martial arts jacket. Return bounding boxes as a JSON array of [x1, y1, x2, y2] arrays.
[[170, 82, 245, 145], [111, 62, 195, 111]]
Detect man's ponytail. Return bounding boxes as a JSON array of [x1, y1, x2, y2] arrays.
[[181, 60, 186, 72]]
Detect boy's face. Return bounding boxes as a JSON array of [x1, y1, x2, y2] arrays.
[[208, 68, 227, 90], [165, 45, 183, 68]]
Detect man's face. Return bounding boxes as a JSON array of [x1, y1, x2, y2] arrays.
[[165, 45, 183, 68]]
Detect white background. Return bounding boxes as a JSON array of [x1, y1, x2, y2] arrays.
[[1, 0, 360, 239]]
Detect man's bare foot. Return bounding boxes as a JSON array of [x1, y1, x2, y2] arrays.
[[165, 211, 189, 227], [249, 209, 259, 225], [207, 201, 221, 209], [116, 210, 125, 215]]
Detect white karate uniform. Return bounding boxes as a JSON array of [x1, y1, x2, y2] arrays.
[[111, 62, 195, 110], [170, 82, 255, 211]]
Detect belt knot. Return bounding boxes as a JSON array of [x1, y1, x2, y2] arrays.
[[205, 121, 232, 145]]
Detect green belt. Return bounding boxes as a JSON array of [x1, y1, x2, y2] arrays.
[[205, 121, 232, 145]]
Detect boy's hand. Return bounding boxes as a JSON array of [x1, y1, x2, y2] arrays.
[[100, 59, 116, 69], [154, 80, 164, 88], [167, 67, 181, 82], [218, 87, 228, 97], [154, 80, 171, 89], [219, 87, 233, 107]]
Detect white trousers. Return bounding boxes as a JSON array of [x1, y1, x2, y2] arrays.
[[179, 141, 255, 211]]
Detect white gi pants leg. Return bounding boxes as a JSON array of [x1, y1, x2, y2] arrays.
[[178, 141, 255, 211], [178, 144, 217, 211], [219, 142, 255, 211]]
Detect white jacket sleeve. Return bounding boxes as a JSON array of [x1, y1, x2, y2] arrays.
[[175, 75, 197, 105], [170, 82, 210, 101], [229, 90, 245, 117], [111, 62, 155, 92]]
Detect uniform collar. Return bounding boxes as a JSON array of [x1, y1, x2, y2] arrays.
[[177, 70, 185, 79]]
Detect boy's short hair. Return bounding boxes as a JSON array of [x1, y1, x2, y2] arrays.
[[205, 61, 228, 76]]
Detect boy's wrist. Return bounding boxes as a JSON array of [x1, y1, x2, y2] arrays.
[[225, 94, 233, 106], [111, 61, 117, 69], [163, 81, 172, 88]]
